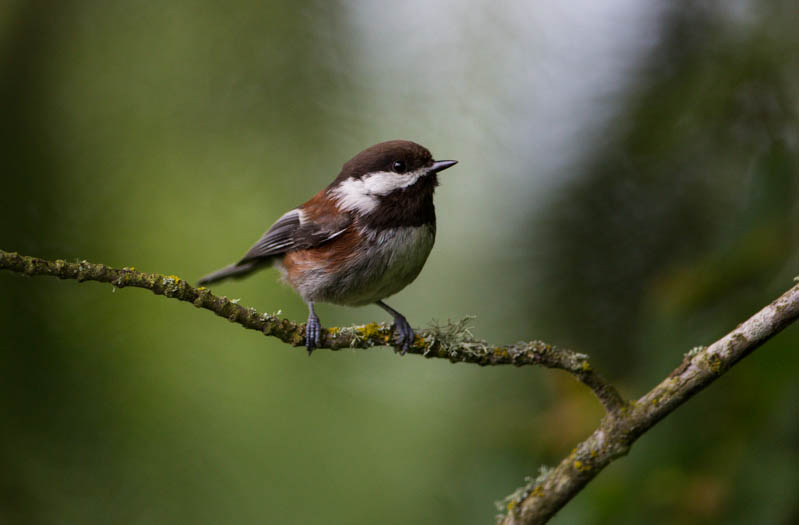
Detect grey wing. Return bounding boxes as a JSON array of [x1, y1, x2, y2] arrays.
[[238, 209, 303, 263], [237, 208, 348, 265], [197, 208, 349, 286]]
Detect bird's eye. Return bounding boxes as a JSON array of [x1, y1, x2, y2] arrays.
[[392, 160, 406, 173]]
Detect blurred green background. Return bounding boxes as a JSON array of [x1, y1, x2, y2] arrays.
[[1, 1, 797, 523]]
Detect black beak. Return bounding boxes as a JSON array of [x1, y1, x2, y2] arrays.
[[430, 160, 458, 173]]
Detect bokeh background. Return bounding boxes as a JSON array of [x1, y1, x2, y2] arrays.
[[1, 1, 797, 523]]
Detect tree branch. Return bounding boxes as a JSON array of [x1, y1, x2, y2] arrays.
[[498, 280, 799, 524], [8, 249, 792, 523], [0, 249, 623, 412]]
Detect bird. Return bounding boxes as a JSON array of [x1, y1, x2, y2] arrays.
[[198, 140, 457, 354]]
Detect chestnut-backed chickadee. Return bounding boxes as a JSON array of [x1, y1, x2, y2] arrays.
[[198, 140, 457, 354]]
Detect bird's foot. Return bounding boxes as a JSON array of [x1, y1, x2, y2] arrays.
[[306, 312, 321, 355], [391, 314, 414, 355]]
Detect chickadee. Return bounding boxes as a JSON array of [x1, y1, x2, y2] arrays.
[[198, 140, 457, 354]]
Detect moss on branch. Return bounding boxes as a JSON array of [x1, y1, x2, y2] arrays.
[[0, 249, 622, 412], [8, 249, 792, 524], [499, 281, 799, 524]]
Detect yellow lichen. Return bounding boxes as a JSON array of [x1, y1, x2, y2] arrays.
[[709, 355, 723, 374], [493, 347, 509, 359], [573, 460, 591, 472], [359, 322, 382, 339]]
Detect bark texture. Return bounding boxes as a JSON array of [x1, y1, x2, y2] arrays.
[[499, 280, 799, 524], [0, 250, 620, 409], [2, 249, 796, 524]]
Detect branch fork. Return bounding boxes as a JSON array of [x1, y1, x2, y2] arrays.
[[2, 249, 796, 525]]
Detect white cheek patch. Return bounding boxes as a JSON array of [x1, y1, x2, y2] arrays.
[[329, 168, 427, 214], [329, 178, 379, 214], [361, 169, 425, 195]]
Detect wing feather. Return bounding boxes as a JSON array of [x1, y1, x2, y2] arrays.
[[237, 208, 350, 265]]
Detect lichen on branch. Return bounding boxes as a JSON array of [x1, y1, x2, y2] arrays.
[[7, 248, 794, 525], [498, 280, 799, 524], [0, 249, 622, 411]]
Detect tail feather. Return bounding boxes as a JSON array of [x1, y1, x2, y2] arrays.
[[197, 261, 263, 286]]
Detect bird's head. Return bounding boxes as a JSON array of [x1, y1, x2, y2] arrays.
[[328, 140, 457, 215]]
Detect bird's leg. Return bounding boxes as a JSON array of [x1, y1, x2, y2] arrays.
[[305, 301, 321, 355], [376, 300, 414, 354]]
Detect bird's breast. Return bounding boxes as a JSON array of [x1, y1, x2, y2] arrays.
[[338, 224, 435, 305], [362, 224, 436, 273], [281, 223, 435, 306]]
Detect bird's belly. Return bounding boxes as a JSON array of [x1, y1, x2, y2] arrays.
[[300, 225, 435, 306]]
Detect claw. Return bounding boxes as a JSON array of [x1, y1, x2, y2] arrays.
[[393, 315, 414, 355], [305, 302, 321, 355], [375, 300, 414, 355]]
